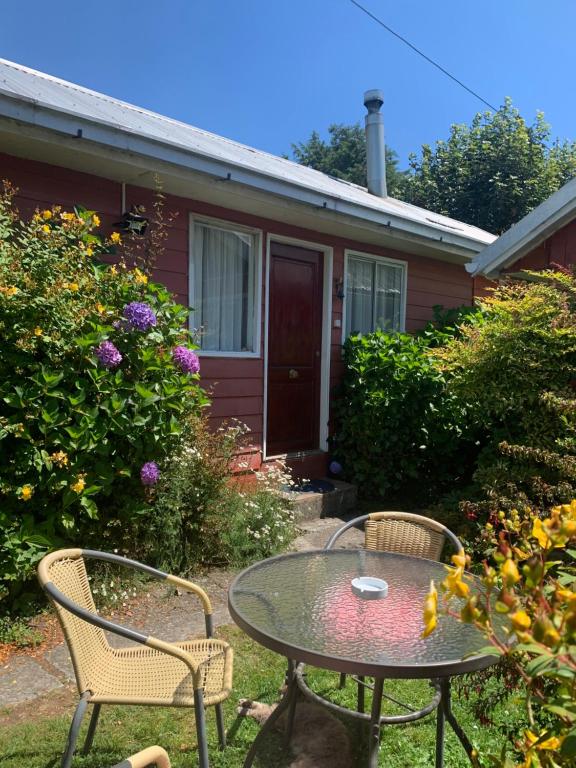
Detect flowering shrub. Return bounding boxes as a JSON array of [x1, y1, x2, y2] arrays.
[[436, 272, 576, 558], [149, 415, 295, 572], [426, 500, 576, 767], [0, 184, 207, 609]]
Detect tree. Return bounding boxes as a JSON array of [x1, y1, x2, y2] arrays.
[[288, 123, 406, 197], [403, 98, 576, 234]]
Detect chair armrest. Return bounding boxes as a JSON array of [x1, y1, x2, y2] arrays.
[[110, 745, 171, 768], [80, 551, 213, 616], [164, 574, 212, 615]]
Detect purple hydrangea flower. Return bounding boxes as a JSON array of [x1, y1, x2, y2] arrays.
[[172, 345, 200, 374], [140, 461, 160, 486], [95, 340, 123, 369], [329, 460, 343, 476], [123, 302, 157, 332]]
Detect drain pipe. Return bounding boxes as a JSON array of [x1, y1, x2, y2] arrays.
[[364, 89, 387, 197]]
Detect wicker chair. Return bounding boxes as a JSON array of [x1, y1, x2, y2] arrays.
[[38, 549, 234, 768], [111, 745, 171, 768], [324, 511, 463, 718]]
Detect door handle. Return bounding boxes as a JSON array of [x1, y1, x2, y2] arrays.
[[289, 369, 299, 379]]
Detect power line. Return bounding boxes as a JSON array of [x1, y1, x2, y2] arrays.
[[349, 0, 498, 112]]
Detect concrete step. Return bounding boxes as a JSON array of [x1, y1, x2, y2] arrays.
[[285, 478, 357, 523]]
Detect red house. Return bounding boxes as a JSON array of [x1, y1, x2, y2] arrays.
[[468, 176, 576, 280], [0, 60, 495, 477]]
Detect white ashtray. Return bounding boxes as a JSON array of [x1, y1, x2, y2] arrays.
[[351, 576, 389, 600]]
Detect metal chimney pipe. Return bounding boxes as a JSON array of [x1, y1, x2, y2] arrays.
[[364, 89, 387, 197]]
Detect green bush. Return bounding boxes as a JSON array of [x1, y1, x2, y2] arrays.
[[436, 272, 576, 556], [330, 330, 480, 500], [0, 184, 207, 610], [150, 416, 296, 571]]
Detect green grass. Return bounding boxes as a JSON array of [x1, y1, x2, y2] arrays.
[[0, 626, 522, 768]]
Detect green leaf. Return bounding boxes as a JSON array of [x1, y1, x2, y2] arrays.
[[561, 730, 576, 757]]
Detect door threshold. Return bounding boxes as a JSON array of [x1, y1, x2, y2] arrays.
[[264, 449, 326, 461]]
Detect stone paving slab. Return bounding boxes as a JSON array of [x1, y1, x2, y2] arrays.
[[0, 512, 357, 708], [0, 656, 62, 706], [44, 645, 74, 681]]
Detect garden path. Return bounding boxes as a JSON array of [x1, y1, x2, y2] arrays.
[[0, 514, 361, 712]]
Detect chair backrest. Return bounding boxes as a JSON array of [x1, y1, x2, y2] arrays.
[[38, 549, 110, 694], [325, 511, 463, 562], [364, 513, 443, 560]]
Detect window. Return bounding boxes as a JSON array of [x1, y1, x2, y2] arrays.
[[190, 219, 260, 354], [344, 253, 406, 336]]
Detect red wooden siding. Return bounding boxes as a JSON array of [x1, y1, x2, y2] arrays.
[[504, 218, 576, 274], [1, 151, 478, 470]]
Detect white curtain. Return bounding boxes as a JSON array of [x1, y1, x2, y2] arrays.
[[192, 223, 254, 352], [346, 257, 403, 336], [346, 257, 373, 336], [375, 263, 402, 331]]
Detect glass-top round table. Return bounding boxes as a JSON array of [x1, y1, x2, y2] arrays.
[[229, 549, 497, 768]]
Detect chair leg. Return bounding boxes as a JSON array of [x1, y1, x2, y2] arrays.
[[194, 689, 210, 768], [61, 691, 90, 768], [215, 703, 226, 750], [339, 672, 347, 689], [357, 675, 365, 714], [81, 703, 101, 755]]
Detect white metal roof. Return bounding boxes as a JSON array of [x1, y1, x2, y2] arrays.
[[467, 176, 576, 277], [0, 58, 495, 251]]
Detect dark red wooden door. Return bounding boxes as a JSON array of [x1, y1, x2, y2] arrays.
[[266, 243, 323, 455]]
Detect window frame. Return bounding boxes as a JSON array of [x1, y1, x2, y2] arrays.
[[189, 214, 263, 358], [342, 249, 407, 341]]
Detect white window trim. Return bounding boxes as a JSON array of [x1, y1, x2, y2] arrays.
[[189, 213, 263, 358], [342, 249, 407, 343], [263, 234, 333, 459]]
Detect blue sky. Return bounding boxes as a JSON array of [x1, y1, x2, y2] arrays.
[[1, 0, 575, 169]]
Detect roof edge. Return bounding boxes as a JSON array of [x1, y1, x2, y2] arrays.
[[467, 176, 576, 277], [0, 94, 490, 258]]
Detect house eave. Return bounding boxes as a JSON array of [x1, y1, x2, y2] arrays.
[[0, 93, 488, 263], [467, 176, 576, 277]]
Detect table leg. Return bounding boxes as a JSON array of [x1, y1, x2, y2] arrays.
[[435, 680, 445, 768], [368, 677, 384, 768], [242, 659, 297, 768], [437, 678, 479, 767]]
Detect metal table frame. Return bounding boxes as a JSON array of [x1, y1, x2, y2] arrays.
[[229, 550, 494, 768]]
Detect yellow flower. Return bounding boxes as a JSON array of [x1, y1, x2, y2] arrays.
[[92, 214, 101, 227], [70, 475, 86, 494], [20, 485, 33, 501], [42, 209, 52, 220], [5, 286, 18, 297], [451, 551, 467, 569], [510, 610, 531, 632], [443, 566, 470, 598], [34, 327, 43, 337], [422, 580, 438, 638], [50, 451, 69, 468], [42, 224, 51, 234], [61, 211, 75, 221], [525, 729, 561, 752], [85, 247, 94, 257], [68, 282, 79, 292], [532, 518, 551, 549], [501, 558, 521, 585], [96, 303, 106, 314], [134, 268, 148, 285], [110, 265, 117, 276], [110, 231, 121, 244]]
